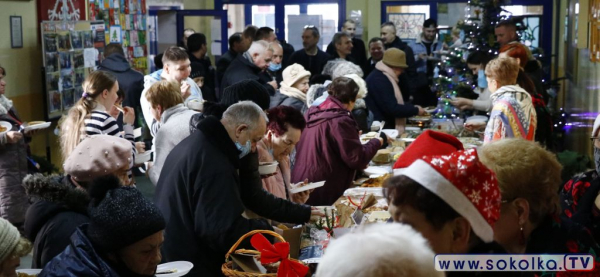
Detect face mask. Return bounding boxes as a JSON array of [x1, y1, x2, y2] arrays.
[[594, 147, 600, 173], [477, 69, 488, 89], [268, 62, 282, 72], [235, 140, 252, 159]]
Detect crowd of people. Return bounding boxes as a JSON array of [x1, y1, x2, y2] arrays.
[[0, 15, 598, 277]]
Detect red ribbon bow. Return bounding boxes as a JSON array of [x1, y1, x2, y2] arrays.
[[250, 233, 309, 277]]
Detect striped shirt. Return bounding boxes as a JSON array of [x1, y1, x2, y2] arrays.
[[84, 110, 137, 182]]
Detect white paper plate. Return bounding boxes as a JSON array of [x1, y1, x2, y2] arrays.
[[0, 121, 12, 134], [135, 150, 153, 164], [466, 115, 489, 124], [381, 129, 399, 139], [16, 269, 42, 275], [364, 166, 391, 177], [156, 261, 194, 277], [24, 121, 51, 132], [289, 181, 325, 194]]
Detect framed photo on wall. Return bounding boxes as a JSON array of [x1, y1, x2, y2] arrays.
[[10, 16, 23, 48]]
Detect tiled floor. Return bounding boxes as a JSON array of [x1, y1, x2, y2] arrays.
[[18, 175, 155, 269]]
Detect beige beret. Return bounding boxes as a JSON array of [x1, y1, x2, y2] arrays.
[[64, 135, 132, 182]]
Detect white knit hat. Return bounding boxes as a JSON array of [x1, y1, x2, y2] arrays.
[[281, 63, 311, 88], [0, 218, 20, 262], [344, 73, 367, 99]]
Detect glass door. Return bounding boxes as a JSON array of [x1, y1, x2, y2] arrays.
[[284, 3, 339, 51]]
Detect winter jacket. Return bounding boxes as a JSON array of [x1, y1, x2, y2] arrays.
[[560, 170, 600, 242], [484, 85, 537, 143], [292, 96, 381, 205], [286, 49, 332, 77], [364, 69, 419, 130], [139, 69, 202, 133], [96, 54, 144, 111], [39, 225, 120, 277], [155, 116, 273, 276], [307, 84, 371, 132], [0, 104, 29, 228], [148, 104, 197, 185], [221, 53, 275, 95], [409, 35, 443, 74], [216, 49, 238, 90], [260, 69, 283, 93], [384, 37, 417, 99], [326, 37, 368, 72], [270, 90, 307, 113], [23, 174, 90, 268]]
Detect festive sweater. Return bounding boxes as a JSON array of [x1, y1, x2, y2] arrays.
[[484, 85, 537, 143]]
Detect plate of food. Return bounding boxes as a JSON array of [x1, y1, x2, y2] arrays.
[[381, 129, 399, 139], [23, 121, 51, 132], [364, 166, 390, 177], [289, 181, 325, 194], [258, 161, 279, 175], [16, 269, 42, 276], [465, 115, 488, 124], [0, 121, 11, 134], [360, 173, 391, 188], [360, 131, 379, 144], [156, 261, 194, 277]]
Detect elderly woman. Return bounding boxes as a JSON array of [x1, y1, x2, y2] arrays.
[[270, 63, 311, 112], [0, 218, 32, 277], [0, 66, 38, 230], [479, 139, 600, 271], [467, 57, 536, 143], [258, 106, 309, 203], [292, 77, 386, 205]]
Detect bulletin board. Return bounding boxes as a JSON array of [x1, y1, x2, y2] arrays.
[[41, 20, 106, 120], [88, 0, 148, 74]]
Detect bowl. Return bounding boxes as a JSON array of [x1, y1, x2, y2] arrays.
[[258, 161, 278, 175], [134, 150, 153, 164], [0, 121, 11, 134]]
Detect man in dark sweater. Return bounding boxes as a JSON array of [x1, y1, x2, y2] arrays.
[[381, 22, 418, 102], [326, 19, 367, 71], [286, 26, 332, 77], [216, 33, 243, 91], [187, 33, 217, 102], [155, 101, 273, 276]]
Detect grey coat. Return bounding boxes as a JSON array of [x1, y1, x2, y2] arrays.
[[148, 104, 198, 185], [0, 107, 29, 227]]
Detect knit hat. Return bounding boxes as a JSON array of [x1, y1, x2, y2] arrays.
[[382, 48, 408, 68], [221, 79, 271, 110], [0, 218, 20, 262], [592, 113, 600, 138], [331, 61, 363, 79], [393, 130, 464, 171], [282, 63, 311, 88], [399, 149, 501, 243], [87, 175, 165, 251], [63, 135, 132, 182], [344, 74, 367, 99]]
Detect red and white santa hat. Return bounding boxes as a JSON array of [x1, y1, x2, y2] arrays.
[[399, 148, 501, 243]]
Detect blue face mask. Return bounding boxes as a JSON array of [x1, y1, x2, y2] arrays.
[[477, 69, 488, 89], [235, 140, 252, 159], [268, 62, 282, 72]]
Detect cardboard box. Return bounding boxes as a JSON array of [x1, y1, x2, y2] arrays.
[[273, 224, 303, 259]]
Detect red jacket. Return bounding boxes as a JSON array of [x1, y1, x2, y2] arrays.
[[292, 96, 381, 205]]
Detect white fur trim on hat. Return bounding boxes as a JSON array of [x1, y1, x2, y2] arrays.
[[400, 160, 495, 243]]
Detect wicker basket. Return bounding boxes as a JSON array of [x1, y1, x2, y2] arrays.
[[221, 229, 305, 277]]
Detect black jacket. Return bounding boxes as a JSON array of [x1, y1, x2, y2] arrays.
[[189, 53, 217, 102], [280, 40, 295, 66], [269, 90, 307, 113], [326, 37, 368, 73], [286, 49, 332, 77], [385, 37, 417, 102], [259, 70, 283, 94], [97, 54, 144, 110], [23, 175, 90, 268], [216, 49, 238, 91], [221, 54, 275, 95], [155, 116, 273, 276], [365, 68, 419, 129]]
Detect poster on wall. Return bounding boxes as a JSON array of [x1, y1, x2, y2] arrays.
[[387, 13, 426, 41]]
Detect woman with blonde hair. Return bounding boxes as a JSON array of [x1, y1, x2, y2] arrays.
[[479, 139, 600, 274], [60, 71, 137, 184]]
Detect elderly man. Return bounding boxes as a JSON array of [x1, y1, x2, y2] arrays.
[[365, 37, 384, 76], [326, 19, 367, 70], [221, 40, 277, 95], [495, 20, 519, 46], [287, 26, 332, 77], [155, 101, 273, 276], [140, 46, 203, 134], [410, 18, 443, 107], [380, 22, 417, 104], [259, 42, 284, 90]]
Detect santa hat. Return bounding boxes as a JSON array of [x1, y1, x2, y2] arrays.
[[393, 130, 464, 172], [399, 149, 501, 243]]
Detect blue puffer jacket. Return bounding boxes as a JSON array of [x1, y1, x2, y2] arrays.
[[409, 35, 443, 74], [39, 225, 120, 277]]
